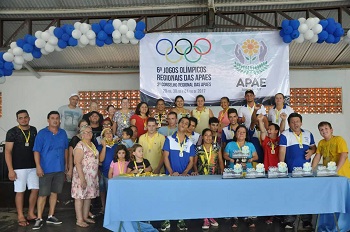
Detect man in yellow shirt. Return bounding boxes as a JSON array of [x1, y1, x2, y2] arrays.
[[138, 117, 165, 174], [312, 121, 350, 178]]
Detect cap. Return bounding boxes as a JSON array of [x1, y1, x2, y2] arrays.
[[70, 93, 79, 98], [245, 89, 255, 95]]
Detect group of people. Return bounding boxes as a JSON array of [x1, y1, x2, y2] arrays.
[[4, 90, 350, 231]]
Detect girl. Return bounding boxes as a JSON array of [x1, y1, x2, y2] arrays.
[[108, 145, 130, 178], [127, 144, 152, 174], [171, 95, 191, 120], [191, 95, 214, 134]]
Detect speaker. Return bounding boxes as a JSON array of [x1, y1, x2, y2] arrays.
[[0, 144, 9, 181]]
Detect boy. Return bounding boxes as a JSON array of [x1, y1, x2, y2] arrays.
[[186, 117, 201, 145], [120, 127, 134, 148], [209, 117, 221, 145], [221, 108, 239, 149], [158, 112, 178, 137]]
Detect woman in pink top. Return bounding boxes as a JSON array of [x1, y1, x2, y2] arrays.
[[217, 97, 230, 134], [108, 145, 130, 178]]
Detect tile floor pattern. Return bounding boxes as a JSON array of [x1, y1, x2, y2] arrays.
[[0, 208, 316, 232]]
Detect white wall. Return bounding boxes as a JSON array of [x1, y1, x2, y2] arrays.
[[0, 69, 349, 146]]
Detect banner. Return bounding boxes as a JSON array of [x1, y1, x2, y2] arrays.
[[140, 31, 289, 106]]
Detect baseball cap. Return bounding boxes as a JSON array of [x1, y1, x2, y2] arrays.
[[70, 93, 79, 98]]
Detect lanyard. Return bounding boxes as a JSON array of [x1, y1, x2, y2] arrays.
[[247, 103, 255, 114], [194, 108, 205, 122], [275, 108, 282, 123], [118, 161, 125, 174], [177, 134, 185, 157], [213, 135, 217, 144], [83, 141, 97, 158], [134, 160, 146, 171], [203, 145, 212, 172], [229, 125, 236, 138], [236, 142, 245, 151], [18, 126, 30, 145], [146, 133, 157, 151], [293, 131, 303, 148], [219, 108, 228, 123], [122, 113, 127, 124]]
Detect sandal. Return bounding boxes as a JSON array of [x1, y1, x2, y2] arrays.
[[84, 218, 95, 224], [26, 217, 38, 222], [76, 221, 89, 228], [18, 220, 29, 227]]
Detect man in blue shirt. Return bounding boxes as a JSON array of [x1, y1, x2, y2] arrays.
[[33, 111, 68, 230]]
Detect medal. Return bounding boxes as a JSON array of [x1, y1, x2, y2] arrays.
[[19, 126, 31, 147], [271, 149, 275, 154], [299, 144, 303, 148], [25, 142, 29, 147], [123, 120, 127, 125], [179, 152, 183, 157]]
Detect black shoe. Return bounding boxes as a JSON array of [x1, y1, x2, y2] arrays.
[[303, 221, 313, 229], [32, 219, 43, 230]]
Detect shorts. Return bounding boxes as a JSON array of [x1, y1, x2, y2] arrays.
[[99, 174, 109, 192], [39, 172, 65, 196], [14, 168, 39, 192]]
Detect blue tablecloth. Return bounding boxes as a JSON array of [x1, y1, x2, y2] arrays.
[[104, 175, 350, 232]]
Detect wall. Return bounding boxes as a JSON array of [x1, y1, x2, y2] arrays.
[[0, 69, 349, 146]]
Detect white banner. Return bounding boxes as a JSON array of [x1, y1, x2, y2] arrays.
[[140, 31, 289, 106]]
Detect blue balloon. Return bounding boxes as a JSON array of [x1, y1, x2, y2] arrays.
[[283, 25, 293, 35], [97, 31, 107, 41], [326, 34, 335, 43], [334, 28, 344, 37], [68, 37, 78, 46], [318, 30, 328, 40], [279, 30, 285, 37], [290, 20, 300, 30], [135, 21, 146, 31], [291, 30, 300, 39], [134, 30, 145, 40], [319, 19, 328, 29], [24, 34, 31, 42], [4, 69, 13, 76], [57, 39, 67, 49], [335, 23, 341, 28], [317, 38, 325, 43], [327, 18, 336, 25], [16, 39, 25, 48], [333, 36, 341, 44], [54, 27, 64, 38], [23, 43, 34, 53], [0, 52, 5, 62], [32, 50, 42, 59], [105, 36, 113, 45], [65, 25, 75, 35], [326, 24, 336, 34], [95, 39, 104, 47], [282, 35, 292, 43], [281, 19, 290, 28], [103, 24, 114, 35], [92, 23, 101, 33], [27, 35, 36, 45], [4, 62, 14, 70], [61, 33, 70, 42], [0, 61, 3, 69], [0, 69, 4, 77], [99, 20, 107, 28]]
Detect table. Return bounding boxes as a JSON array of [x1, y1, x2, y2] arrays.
[[103, 175, 350, 232]]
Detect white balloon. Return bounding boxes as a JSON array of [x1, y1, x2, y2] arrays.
[[127, 19, 136, 31], [77, 41, 86, 48], [343, 36, 350, 44], [305, 18, 315, 29], [13, 47, 24, 56], [10, 42, 18, 49], [3, 52, 14, 62], [126, 31, 134, 39], [314, 17, 320, 24], [48, 26, 56, 35], [89, 39, 96, 46], [54, 45, 63, 52], [7, 49, 13, 54], [40, 48, 49, 55], [113, 19, 122, 29], [13, 63, 23, 70], [347, 30, 350, 38], [44, 43, 55, 53], [304, 30, 314, 40], [113, 38, 121, 44], [72, 29, 82, 39], [119, 25, 128, 34], [311, 24, 323, 34], [298, 24, 309, 34], [14, 56, 25, 65], [41, 31, 51, 41], [23, 52, 34, 61], [0, 77, 6, 84], [298, 17, 306, 24], [35, 38, 46, 48], [34, 31, 42, 38], [80, 23, 90, 34], [80, 35, 89, 45], [112, 30, 121, 39], [130, 38, 139, 45], [121, 35, 129, 44], [122, 20, 128, 25], [294, 34, 305, 43], [74, 22, 82, 29], [48, 36, 58, 45], [310, 34, 319, 43], [85, 30, 96, 40]]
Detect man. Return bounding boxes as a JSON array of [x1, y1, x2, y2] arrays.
[[58, 93, 83, 140], [312, 121, 350, 178], [150, 99, 169, 128], [221, 108, 239, 149], [89, 111, 103, 144], [279, 112, 316, 229], [5, 110, 38, 227], [238, 90, 268, 130], [139, 117, 165, 174], [161, 117, 195, 231], [186, 117, 201, 146], [32, 111, 68, 230], [82, 101, 103, 125], [158, 112, 178, 137]]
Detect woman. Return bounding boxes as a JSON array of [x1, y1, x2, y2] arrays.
[[191, 95, 214, 134], [105, 105, 116, 122], [217, 97, 231, 134], [112, 98, 134, 138], [171, 95, 191, 120], [71, 125, 99, 228], [268, 93, 294, 131], [130, 102, 149, 137]]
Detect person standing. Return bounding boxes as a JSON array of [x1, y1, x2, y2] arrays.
[[130, 102, 149, 138], [5, 110, 38, 227], [191, 95, 214, 134], [112, 98, 134, 138], [58, 93, 83, 140], [158, 112, 178, 137], [217, 97, 231, 134], [150, 99, 169, 129], [32, 111, 68, 230], [268, 93, 294, 131]]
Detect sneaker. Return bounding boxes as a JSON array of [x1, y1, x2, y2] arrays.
[[209, 218, 219, 227], [46, 216, 62, 225], [303, 221, 313, 229], [202, 218, 210, 229], [160, 220, 170, 231], [32, 219, 43, 230], [285, 222, 294, 229], [177, 220, 188, 231], [265, 219, 273, 224]]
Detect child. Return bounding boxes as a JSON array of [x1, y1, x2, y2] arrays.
[[127, 144, 152, 174], [120, 127, 134, 148], [108, 144, 130, 178], [209, 117, 221, 146]]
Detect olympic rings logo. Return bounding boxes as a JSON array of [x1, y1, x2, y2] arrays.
[[155, 38, 212, 63]]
